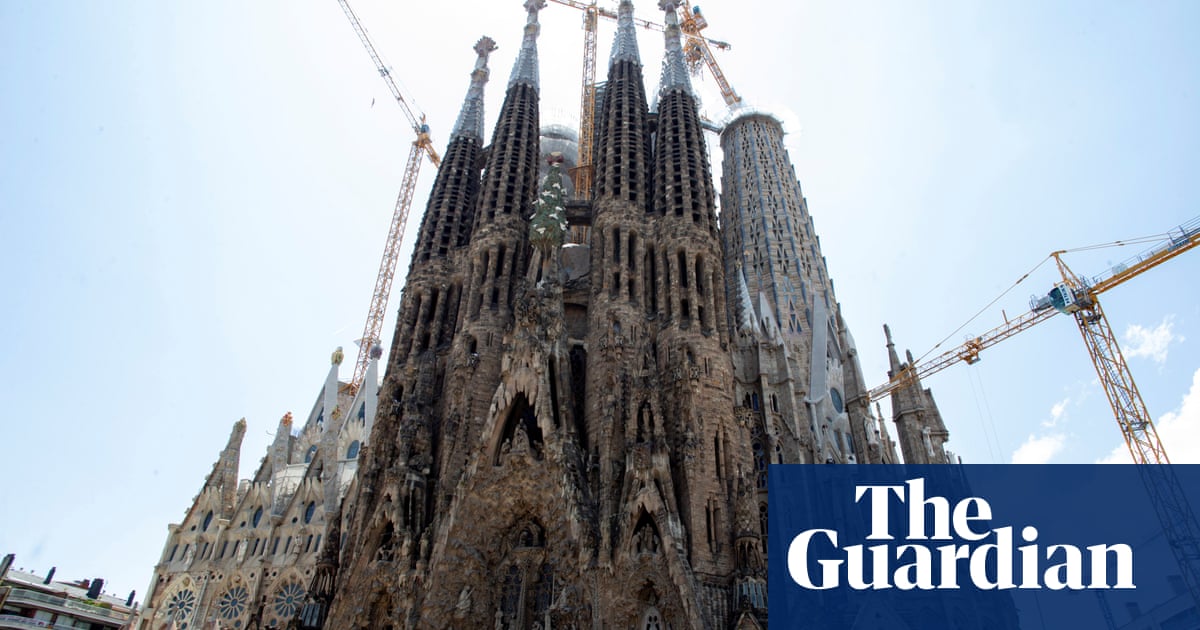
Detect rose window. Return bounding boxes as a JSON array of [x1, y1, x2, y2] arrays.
[[273, 581, 306, 619], [217, 585, 249, 620], [165, 588, 196, 626]]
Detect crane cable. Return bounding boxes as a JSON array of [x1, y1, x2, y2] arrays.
[[911, 224, 1180, 367], [913, 255, 1053, 366]]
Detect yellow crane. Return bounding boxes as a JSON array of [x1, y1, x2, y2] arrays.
[[869, 215, 1200, 607], [335, 0, 441, 393], [677, 2, 741, 108], [547, 0, 733, 199]]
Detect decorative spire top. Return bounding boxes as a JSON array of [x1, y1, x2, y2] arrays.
[[884, 324, 902, 373], [657, 0, 693, 94], [331, 346, 344, 365], [609, 0, 641, 67], [452, 37, 498, 141], [528, 152, 568, 253], [508, 0, 546, 89], [735, 265, 760, 336]]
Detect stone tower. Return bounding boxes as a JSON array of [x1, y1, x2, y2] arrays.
[[884, 323, 954, 464], [320, 1, 765, 627], [719, 112, 899, 468]]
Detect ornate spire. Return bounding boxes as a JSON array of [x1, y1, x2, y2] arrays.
[[203, 419, 246, 518], [657, 0, 692, 95], [452, 37, 498, 141], [508, 0, 546, 89], [735, 265, 760, 336], [609, 0, 641, 67], [884, 323, 902, 374]]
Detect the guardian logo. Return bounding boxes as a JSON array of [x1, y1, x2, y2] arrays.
[[787, 478, 1135, 591]]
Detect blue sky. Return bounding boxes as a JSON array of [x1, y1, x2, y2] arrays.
[[1, 0, 1197, 616]]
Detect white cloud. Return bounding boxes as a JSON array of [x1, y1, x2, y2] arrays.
[[1012, 433, 1066, 464], [1123, 316, 1182, 364], [1097, 367, 1200, 464], [1043, 397, 1069, 428]]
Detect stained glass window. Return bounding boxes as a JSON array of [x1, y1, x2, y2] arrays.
[[217, 585, 249, 620], [273, 581, 305, 619], [165, 588, 196, 626]]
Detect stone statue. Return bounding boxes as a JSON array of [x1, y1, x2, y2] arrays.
[[454, 586, 472, 619]]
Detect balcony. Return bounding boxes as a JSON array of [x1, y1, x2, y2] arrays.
[[4, 588, 127, 624]]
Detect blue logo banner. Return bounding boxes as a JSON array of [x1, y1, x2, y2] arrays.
[[767, 464, 1200, 629]]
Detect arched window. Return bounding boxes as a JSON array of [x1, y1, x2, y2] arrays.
[[501, 564, 522, 624], [304, 501, 316, 524], [346, 440, 361, 459], [641, 606, 664, 630], [533, 563, 554, 617], [202, 510, 214, 532], [252, 506, 263, 528], [753, 441, 767, 489]]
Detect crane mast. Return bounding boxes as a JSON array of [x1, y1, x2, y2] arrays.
[[574, 2, 599, 200], [335, 0, 441, 393], [870, 216, 1200, 609]]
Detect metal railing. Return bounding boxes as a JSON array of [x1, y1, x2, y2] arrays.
[[4, 589, 127, 621]]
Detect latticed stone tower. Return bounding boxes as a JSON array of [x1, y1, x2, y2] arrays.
[[719, 112, 902, 469], [717, 110, 947, 470]]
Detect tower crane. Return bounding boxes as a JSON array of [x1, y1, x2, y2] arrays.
[[335, 0, 441, 393], [547, 0, 734, 199], [869, 215, 1200, 608], [677, 1, 741, 108]]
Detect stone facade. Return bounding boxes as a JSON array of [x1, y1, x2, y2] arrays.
[[138, 1, 957, 628], [135, 351, 377, 630]]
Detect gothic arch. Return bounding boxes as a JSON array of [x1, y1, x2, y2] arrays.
[[491, 391, 543, 465], [264, 568, 308, 628], [630, 508, 663, 556], [509, 516, 546, 550], [492, 517, 556, 630]]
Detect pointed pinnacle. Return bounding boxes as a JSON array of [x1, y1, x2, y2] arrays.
[[453, 36, 498, 140]]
